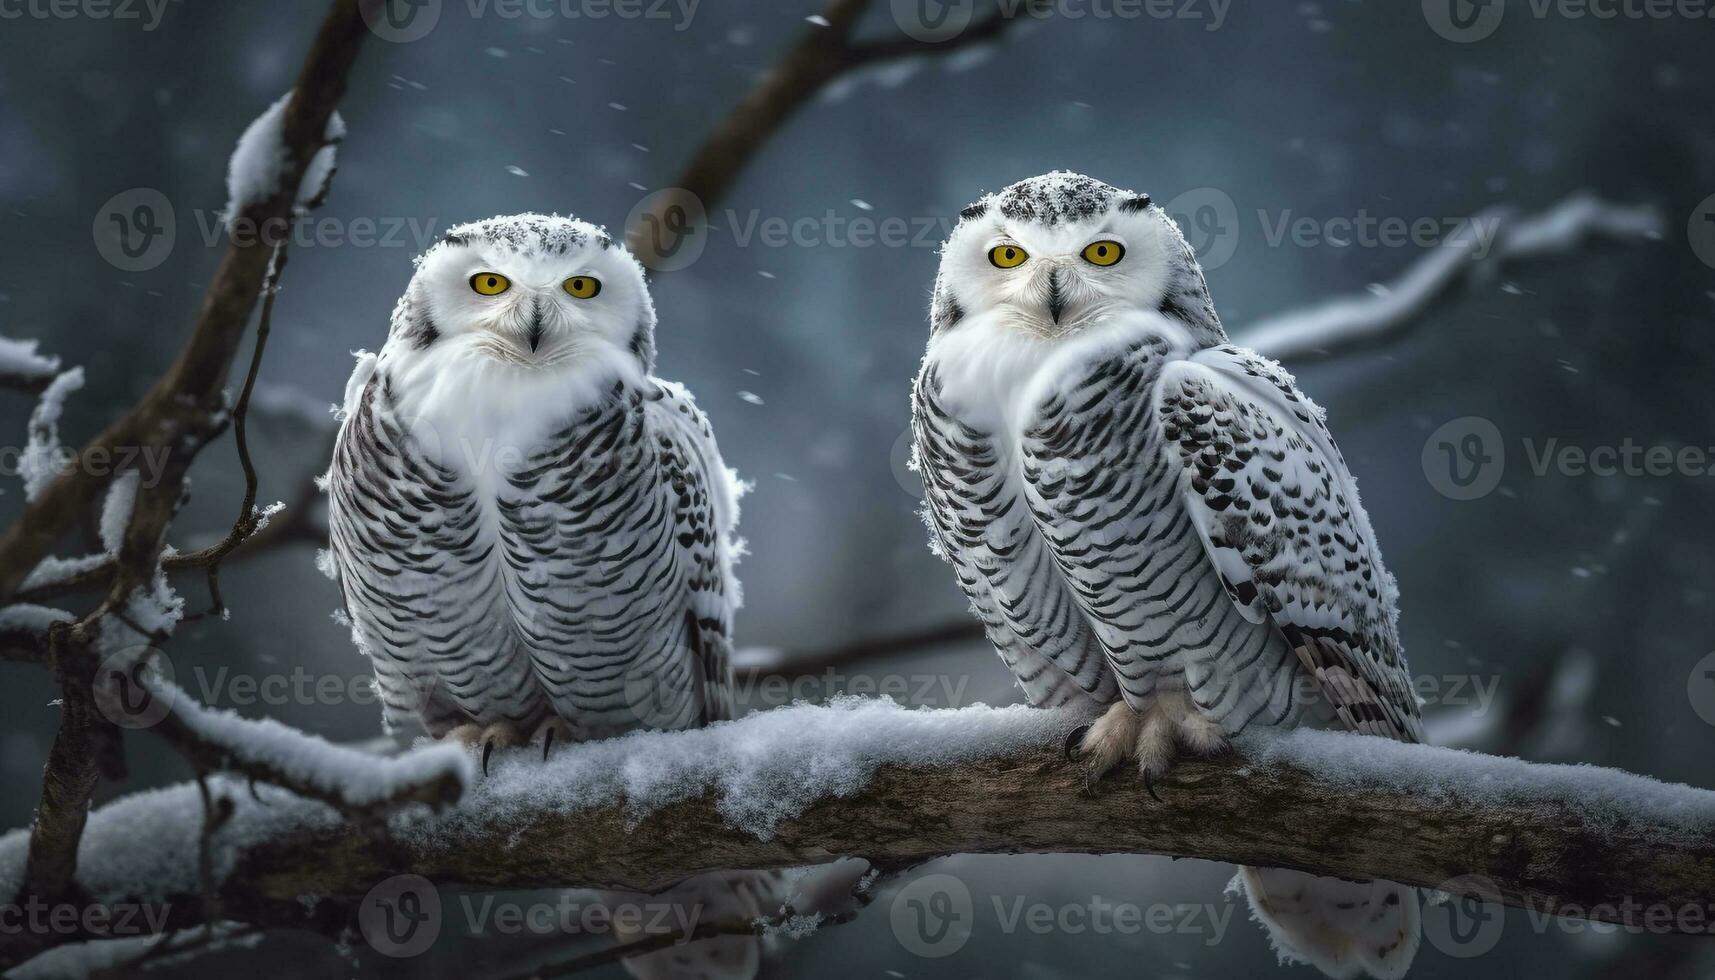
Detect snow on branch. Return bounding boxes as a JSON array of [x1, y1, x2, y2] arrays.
[[0, 336, 64, 394], [1240, 194, 1664, 362], [3, 698, 1711, 961], [129, 667, 472, 818]]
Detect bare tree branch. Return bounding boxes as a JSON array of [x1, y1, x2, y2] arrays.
[[624, 0, 1021, 260]]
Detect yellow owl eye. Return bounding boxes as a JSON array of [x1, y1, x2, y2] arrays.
[[988, 244, 1028, 269], [1082, 240, 1125, 266], [563, 276, 602, 299], [470, 272, 510, 296]]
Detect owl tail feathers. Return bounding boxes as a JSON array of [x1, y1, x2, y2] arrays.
[[1232, 867, 1420, 980]]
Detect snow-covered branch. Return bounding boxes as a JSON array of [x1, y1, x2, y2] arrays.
[[2, 699, 1710, 964], [0, 336, 64, 394], [137, 672, 472, 819], [1240, 194, 1664, 361]]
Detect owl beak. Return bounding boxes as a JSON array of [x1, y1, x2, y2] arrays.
[[1047, 269, 1067, 324], [526, 302, 545, 354]]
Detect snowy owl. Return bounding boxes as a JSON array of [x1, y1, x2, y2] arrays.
[[326, 213, 745, 764], [910, 173, 1424, 979]]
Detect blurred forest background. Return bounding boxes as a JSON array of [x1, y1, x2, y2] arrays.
[[2, 0, 1714, 976]]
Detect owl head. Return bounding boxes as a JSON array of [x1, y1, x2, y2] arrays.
[[930, 172, 1226, 346], [388, 213, 657, 373]]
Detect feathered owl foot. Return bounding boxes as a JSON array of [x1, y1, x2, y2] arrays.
[[1065, 696, 1228, 799]]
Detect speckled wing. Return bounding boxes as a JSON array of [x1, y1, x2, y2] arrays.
[[641, 380, 741, 724], [912, 362, 1117, 709], [1015, 331, 1297, 734], [1155, 344, 1423, 742]]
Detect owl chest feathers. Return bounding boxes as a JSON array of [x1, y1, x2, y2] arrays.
[[922, 311, 1194, 551]]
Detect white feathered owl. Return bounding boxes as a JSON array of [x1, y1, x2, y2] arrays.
[[911, 173, 1424, 979], [327, 213, 745, 762], [326, 213, 774, 980]]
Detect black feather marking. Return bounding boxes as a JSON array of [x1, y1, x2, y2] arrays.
[[1118, 194, 1153, 213]]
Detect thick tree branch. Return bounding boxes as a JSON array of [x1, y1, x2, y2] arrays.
[[4, 702, 1711, 964]]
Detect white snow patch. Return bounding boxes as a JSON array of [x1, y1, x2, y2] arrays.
[[434, 698, 1085, 841], [157, 674, 474, 812], [20, 368, 85, 501], [0, 604, 75, 633], [98, 471, 141, 552], [224, 94, 345, 231], [19, 553, 111, 593], [0, 335, 60, 382], [1238, 727, 1715, 841]]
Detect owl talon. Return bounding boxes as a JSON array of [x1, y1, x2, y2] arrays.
[[1142, 768, 1163, 803], [531, 718, 574, 761], [1063, 725, 1090, 761], [482, 740, 495, 777]]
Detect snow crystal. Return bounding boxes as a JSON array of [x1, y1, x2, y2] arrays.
[[224, 94, 345, 231], [250, 500, 286, 533], [20, 368, 84, 501]]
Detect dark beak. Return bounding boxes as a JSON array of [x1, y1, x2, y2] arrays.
[[526, 302, 545, 353], [1047, 269, 1066, 324]]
